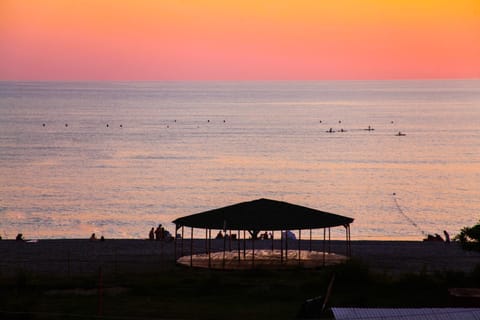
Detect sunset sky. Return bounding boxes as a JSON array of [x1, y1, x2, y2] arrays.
[[1, 0, 479, 80]]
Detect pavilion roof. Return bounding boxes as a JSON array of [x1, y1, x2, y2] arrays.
[[172, 198, 353, 231]]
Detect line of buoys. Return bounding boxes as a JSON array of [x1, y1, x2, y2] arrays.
[[393, 193, 426, 236], [41, 120, 232, 128], [42, 123, 126, 128]]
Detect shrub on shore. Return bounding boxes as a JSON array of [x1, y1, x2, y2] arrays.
[[456, 221, 480, 251]]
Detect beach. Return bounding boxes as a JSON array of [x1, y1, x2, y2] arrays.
[[1, 239, 478, 276]]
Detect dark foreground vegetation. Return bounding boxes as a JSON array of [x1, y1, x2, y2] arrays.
[[456, 221, 480, 252], [1, 260, 480, 320]]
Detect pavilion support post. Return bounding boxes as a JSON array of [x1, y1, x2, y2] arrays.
[[208, 229, 212, 269], [174, 224, 178, 261], [280, 230, 284, 263], [252, 235, 255, 268], [243, 230, 246, 259], [237, 230, 241, 263], [271, 231, 274, 252], [309, 229, 312, 252], [181, 226, 184, 256], [323, 228, 326, 267], [349, 225, 352, 256], [190, 227, 194, 267], [285, 230, 288, 262], [298, 229, 301, 264], [205, 229, 208, 254], [328, 228, 331, 254], [346, 224, 352, 257], [229, 230, 232, 251], [345, 225, 348, 257], [223, 230, 227, 269]]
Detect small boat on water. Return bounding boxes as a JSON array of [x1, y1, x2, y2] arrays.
[[364, 125, 374, 131], [396, 131, 406, 136]]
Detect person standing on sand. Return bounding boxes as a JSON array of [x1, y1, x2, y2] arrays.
[[155, 224, 162, 241], [149, 227, 155, 240], [444, 230, 450, 243]]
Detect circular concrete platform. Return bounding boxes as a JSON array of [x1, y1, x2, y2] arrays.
[[176, 249, 348, 269]]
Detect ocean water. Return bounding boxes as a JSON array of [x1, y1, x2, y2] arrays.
[[0, 80, 479, 240]]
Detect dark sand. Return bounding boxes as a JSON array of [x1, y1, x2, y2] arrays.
[[1, 239, 479, 276]]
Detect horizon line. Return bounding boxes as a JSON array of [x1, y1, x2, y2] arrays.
[[1, 77, 479, 83]]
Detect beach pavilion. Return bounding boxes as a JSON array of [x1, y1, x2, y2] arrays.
[[172, 198, 354, 269]]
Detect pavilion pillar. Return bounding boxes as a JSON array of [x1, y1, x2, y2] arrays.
[[285, 230, 288, 262], [271, 231, 274, 252], [280, 230, 284, 263], [205, 229, 208, 254], [229, 230, 232, 251], [252, 234, 255, 268], [174, 224, 178, 261], [208, 229, 212, 269], [223, 229, 227, 269], [323, 228, 326, 267], [328, 228, 331, 254], [309, 229, 312, 252], [237, 230, 241, 263], [349, 225, 352, 256], [181, 226, 184, 256], [243, 230, 246, 258], [298, 229, 301, 264], [190, 227, 194, 267], [345, 225, 348, 257], [346, 224, 352, 257]]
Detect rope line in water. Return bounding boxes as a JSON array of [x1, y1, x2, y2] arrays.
[[392, 195, 427, 236]]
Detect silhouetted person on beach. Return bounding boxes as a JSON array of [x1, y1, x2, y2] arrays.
[[155, 224, 163, 241], [216, 231, 223, 239], [149, 227, 155, 240], [16, 233, 24, 241], [90, 233, 97, 241], [444, 230, 450, 243]]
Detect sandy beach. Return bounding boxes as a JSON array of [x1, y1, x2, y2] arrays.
[[1, 239, 478, 276]]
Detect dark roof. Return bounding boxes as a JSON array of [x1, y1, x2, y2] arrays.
[[332, 308, 480, 320], [172, 198, 354, 230]]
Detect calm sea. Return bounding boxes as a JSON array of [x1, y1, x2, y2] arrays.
[[0, 80, 479, 240]]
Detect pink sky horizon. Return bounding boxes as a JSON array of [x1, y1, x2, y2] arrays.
[[1, 1, 479, 81]]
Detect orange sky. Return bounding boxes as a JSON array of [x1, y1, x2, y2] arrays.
[[1, 0, 479, 80]]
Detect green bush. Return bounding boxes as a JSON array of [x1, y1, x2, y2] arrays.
[[455, 221, 480, 251]]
